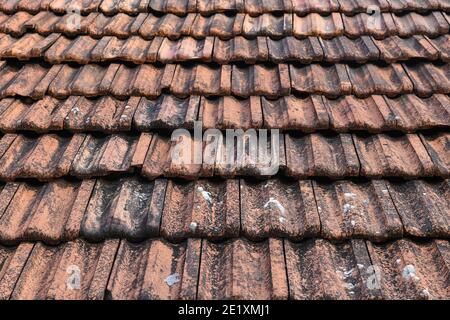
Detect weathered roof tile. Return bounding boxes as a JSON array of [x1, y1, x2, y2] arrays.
[[286, 239, 382, 299], [420, 132, 450, 177], [285, 133, 360, 178], [241, 179, 320, 241], [10, 240, 118, 300], [404, 62, 450, 97], [354, 133, 438, 178], [198, 238, 288, 300], [0, 180, 93, 244], [346, 63, 414, 97], [106, 239, 201, 300], [161, 179, 240, 242], [387, 179, 450, 238], [70, 133, 138, 178], [0, 133, 85, 181], [290, 64, 352, 97], [313, 180, 403, 242], [81, 177, 166, 241], [367, 239, 450, 299]]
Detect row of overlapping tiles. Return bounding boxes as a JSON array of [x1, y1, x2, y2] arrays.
[[0, 61, 449, 98], [0, 237, 449, 299], [0, 176, 448, 244], [0, 131, 448, 180], [1, 10, 450, 39], [1, 33, 449, 64], [1, 94, 449, 133], [1, 0, 449, 16]]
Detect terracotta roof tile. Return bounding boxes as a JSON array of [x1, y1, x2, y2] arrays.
[[81, 177, 166, 241], [0, 133, 85, 181], [428, 34, 450, 62], [241, 179, 320, 241], [354, 133, 439, 178], [232, 64, 290, 97], [338, 0, 391, 14], [261, 95, 329, 131], [161, 179, 240, 242], [106, 239, 201, 300], [171, 64, 231, 97], [0, 177, 449, 244], [286, 239, 383, 299], [420, 132, 450, 176], [404, 62, 450, 96], [5, 34, 450, 64], [388, 0, 441, 13], [292, 0, 340, 15], [319, 36, 379, 63], [392, 11, 449, 37], [1, 132, 449, 180], [267, 36, 323, 63], [294, 12, 344, 38], [0, 180, 93, 244], [367, 239, 450, 299], [244, 0, 290, 16], [50, 0, 103, 15], [342, 12, 399, 39], [1, 239, 449, 300], [70, 133, 138, 178], [134, 95, 198, 130], [0, 1, 449, 301], [1, 11, 449, 39], [0, 94, 447, 133], [285, 133, 360, 178], [346, 63, 414, 97], [290, 64, 352, 97], [373, 35, 439, 62], [199, 96, 263, 130], [1, 61, 450, 98], [198, 238, 288, 300], [313, 180, 403, 242], [11, 239, 118, 300], [324, 94, 450, 133], [242, 13, 291, 38], [2, 0, 450, 16], [387, 179, 450, 238], [0, 242, 34, 300]]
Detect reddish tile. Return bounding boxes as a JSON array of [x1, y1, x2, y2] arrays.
[[387, 179, 450, 238], [313, 180, 403, 242], [285, 133, 360, 178], [286, 239, 382, 299], [11, 240, 118, 300], [198, 239, 288, 300], [354, 133, 437, 178], [161, 179, 240, 242], [367, 240, 450, 299], [241, 179, 320, 241], [106, 239, 201, 300]]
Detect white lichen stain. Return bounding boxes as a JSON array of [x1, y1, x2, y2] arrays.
[[189, 222, 198, 232], [402, 264, 420, 282], [264, 198, 286, 215], [165, 273, 181, 286], [197, 186, 213, 204], [344, 192, 357, 199], [420, 289, 431, 299], [343, 203, 356, 214]]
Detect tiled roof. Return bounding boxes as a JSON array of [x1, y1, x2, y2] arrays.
[[0, 1, 449, 300]]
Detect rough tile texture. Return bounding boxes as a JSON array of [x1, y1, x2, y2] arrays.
[[0, 1, 449, 301]]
